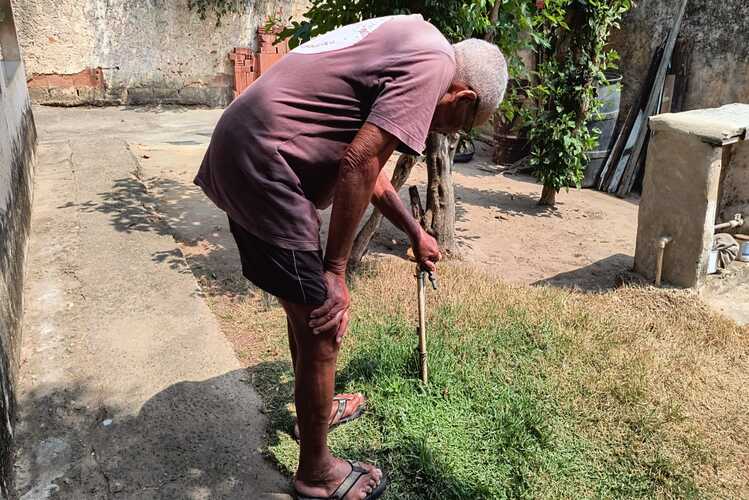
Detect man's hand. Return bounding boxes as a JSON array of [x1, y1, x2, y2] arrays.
[[314, 124, 398, 342], [413, 228, 442, 272], [370, 172, 442, 272], [309, 271, 351, 344]]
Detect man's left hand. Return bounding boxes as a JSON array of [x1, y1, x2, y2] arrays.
[[309, 271, 351, 343]]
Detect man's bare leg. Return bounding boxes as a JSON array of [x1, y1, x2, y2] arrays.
[[287, 319, 365, 427], [281, 299, 382, 499]]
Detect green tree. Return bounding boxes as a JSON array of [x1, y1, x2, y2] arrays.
[[523, 0, 633, 206], [280, 1, 538, 263], [189, 0, 633, 257]]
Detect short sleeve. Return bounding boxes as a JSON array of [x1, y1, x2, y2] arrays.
[[366, 50, 455, 155]]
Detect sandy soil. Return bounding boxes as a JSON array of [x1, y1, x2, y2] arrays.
[[365, 141, 639, 289], [133, 140, 640, 292], [131, 136, 748, 326]]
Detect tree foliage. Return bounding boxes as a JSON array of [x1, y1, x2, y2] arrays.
[[280, 0, 632, 205], [279, 1, 538, 84], [186, 0, 243, 25], [523, 0, 633, 198]]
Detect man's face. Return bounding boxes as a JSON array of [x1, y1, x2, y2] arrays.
[[430, 82, 480, 134]]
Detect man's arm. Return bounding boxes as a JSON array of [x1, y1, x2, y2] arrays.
[[371, 171, 441, 272], [371, 172, 422, 243], [323, 123, 399, 274], [309, 123, 399, 340]]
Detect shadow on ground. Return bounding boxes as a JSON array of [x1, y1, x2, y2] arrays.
[[59, 171, 257, 300], [533, 254, 635, 292], [456, 184, 563, 221], [15, 370, 290, 499]]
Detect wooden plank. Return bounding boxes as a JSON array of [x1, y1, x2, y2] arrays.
[[608, 111, 644, 192], [600, 42, 664, 191], [671, 38, 692, 113], [409, 186, 425, 227], [616, 0, 689, 197], [598, 98, 634, 190], [660, 74, 676, 113]]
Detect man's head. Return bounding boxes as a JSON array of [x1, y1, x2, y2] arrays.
[[430, 39, 509, 134]]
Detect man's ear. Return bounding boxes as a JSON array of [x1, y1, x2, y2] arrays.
[[454, 89, 478, 104]]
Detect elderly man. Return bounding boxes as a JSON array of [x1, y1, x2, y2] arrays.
[[196, 14, 507, 500]]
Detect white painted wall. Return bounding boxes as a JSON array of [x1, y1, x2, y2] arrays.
[[1, 40, 31, 219]]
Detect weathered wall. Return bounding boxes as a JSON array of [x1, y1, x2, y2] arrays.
[[13, 0, 308, 106], [610, 0, 749, 117], [719, 141, 749, 225], [0, 0, 36, 496]]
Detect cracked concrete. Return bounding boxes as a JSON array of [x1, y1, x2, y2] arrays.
[[14, 107, 290, 499]]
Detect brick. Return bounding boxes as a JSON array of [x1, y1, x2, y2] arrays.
[[28, 68, 104, 89], [255, 52, 282, 77]]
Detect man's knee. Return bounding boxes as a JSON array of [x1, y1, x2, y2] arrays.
[[283, 304, 340, 361]]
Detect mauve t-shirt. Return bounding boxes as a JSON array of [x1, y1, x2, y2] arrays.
[[194, 15, 456, 251]]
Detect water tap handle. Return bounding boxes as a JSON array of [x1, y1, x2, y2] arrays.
[[427, 270, 438, 290]]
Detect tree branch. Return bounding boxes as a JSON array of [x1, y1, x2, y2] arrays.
[[484, 1, 502, 43]]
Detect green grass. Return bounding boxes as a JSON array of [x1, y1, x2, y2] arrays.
[[249, 259, 748, 499]]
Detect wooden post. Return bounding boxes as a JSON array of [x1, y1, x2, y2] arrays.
[[409, 186, 425, 225]]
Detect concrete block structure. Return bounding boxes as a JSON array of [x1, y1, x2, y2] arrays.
[[0, 0, 36, 495], [635, 104, 749, 288]]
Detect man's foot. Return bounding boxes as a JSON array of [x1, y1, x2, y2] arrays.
[[294, 458, 386, 500], [329, 393, 366, 426], [294, 393, 366, 440]]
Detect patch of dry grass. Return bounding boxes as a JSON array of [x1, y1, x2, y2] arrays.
[[206, 255, 749, 498]]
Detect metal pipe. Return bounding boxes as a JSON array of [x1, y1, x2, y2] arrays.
[[714, 214, 744, 231], [655, 236, 673, 287], [416, 269, 428, 384]]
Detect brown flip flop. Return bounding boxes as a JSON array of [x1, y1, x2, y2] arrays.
[[293, 395, 366, 441], [294, 460, 388, 500]]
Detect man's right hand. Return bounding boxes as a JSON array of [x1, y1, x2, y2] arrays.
[[309, 271, 351, 343], [413, 228, 442, 272]]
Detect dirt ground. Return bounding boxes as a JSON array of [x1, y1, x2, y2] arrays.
[[132, 140, 640, 292], [132, 129, 749, 328], [18, 106, 747, 499]]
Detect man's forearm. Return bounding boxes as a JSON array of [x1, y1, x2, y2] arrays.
[[324, 158, 381, 275], [324, 124, 398, 275], [371, 172, 422, 244]]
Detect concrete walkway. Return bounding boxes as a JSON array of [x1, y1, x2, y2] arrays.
[[15, 107, 289, 499]]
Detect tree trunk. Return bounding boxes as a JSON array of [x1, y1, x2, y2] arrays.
[[347, 154, 418, 272], [424, 132, 460, 257], [539, 185, 556, 206], [484, 1, 502, 43]]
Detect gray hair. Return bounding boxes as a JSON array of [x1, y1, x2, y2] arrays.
[[452, 39, 509, 125]]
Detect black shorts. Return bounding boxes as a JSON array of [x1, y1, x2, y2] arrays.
[[228, 217, 327, 306]]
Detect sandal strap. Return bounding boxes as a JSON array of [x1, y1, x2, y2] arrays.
[[330, 397, 348, 425], [330, 460, 366, 500]]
